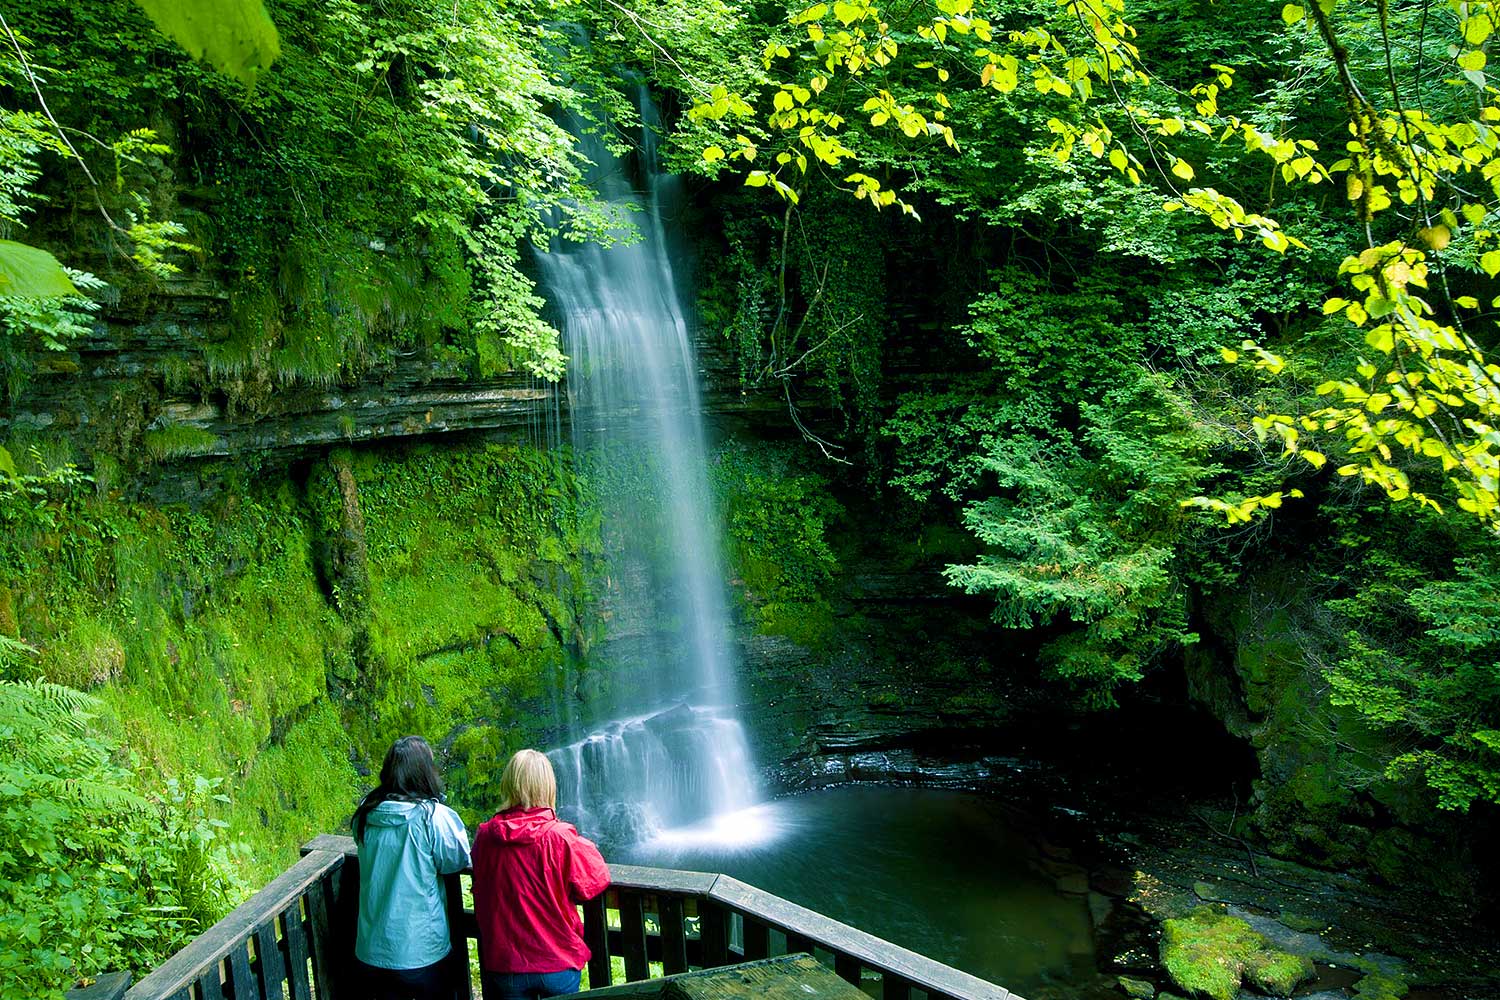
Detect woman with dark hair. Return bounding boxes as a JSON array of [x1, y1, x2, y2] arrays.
[[352, 735, 471, 1000]]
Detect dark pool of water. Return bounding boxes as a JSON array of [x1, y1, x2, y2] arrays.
[[614, 786, 1095, 996]]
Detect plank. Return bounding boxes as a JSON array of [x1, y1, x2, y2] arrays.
[[659, 897, 688, 975], [583, 895, 612, 988], [708, 877, 1011, 1000], [560, 955, 861, 1000], [226, 942, 257, 1000], [882, 972, 915, 1000], [281, 902, 313, 1000], [253, 921, 287, 1000], [194, 964, 224, 1000], [444, 873, 471, 1000], [608, 865, 719, 896], [697, 901, 729, 969], [619, 892, 650, 982], [126, 851, 344, 1000], [305, 877, 339, 1000], [741, 919, 770, 962], [663, 955, 867, 1000]]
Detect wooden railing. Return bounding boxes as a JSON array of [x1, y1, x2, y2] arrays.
[[120, 847, 349, 1000], [113, 834, 1020, 1000]]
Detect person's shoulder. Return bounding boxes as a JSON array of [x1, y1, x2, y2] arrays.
[[432, 801, 465, 827], [543, 816, 582, 841]]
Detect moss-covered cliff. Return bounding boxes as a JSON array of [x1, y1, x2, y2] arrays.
[[0, 436, 602, 884]]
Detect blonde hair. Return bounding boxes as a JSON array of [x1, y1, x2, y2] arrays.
[[500, 749, 557, 810]]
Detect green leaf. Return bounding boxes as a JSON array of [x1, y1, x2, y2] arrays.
[[832, 1, 862, 25], [1365, 325, 1395, 353], [1482, 250, 1500, 278], [0, 240, 80, 298], [1282, 4, 1305, 24], [131, 0, 281, 88], [0, 445, 15, 480]]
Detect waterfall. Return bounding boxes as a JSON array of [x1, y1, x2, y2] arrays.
[[535, 88, 759, 847]]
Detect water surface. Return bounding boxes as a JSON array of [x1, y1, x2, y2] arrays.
[[617, 786, 1095, 995]]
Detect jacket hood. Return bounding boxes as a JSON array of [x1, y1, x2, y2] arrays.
[[482, 806, 567, 844], [365, 799, 433, 828]]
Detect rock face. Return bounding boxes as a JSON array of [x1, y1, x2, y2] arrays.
[[3, 283, 554, 471], [1, 280, 766, 490]]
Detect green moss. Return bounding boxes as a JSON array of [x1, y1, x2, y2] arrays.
[[142, 423, 220, 460], [1353, 972, 1410, 1000], [1247, 950, 1315, 996], [1160, 908, 1313, 1000], [0, 437, 600, 888], [1161, 910, 1263, 1000], [710, 439, 844, 645]]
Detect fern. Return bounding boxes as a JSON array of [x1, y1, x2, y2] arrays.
[[0, 680, 233, 997]]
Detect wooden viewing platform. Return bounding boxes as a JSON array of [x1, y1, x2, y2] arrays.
[[98, 834, 1022, 1000]]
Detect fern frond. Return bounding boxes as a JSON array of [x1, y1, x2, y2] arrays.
[[0, 679, 101, 733]]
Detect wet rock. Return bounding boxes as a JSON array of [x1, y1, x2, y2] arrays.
[[1116, 976, 1156, 999]]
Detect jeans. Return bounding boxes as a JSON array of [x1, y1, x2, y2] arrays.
[[480, 969, 583, 1000], [353, 956, 451, 1000]]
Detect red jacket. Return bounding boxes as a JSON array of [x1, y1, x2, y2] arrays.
[[472, 807, 611, 973]]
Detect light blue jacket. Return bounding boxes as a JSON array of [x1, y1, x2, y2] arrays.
[[355, 799, 472, 969]]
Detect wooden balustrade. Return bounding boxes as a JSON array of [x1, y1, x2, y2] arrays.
[[115, 834, 1020, 1000], [121, 848, 350, 1000]]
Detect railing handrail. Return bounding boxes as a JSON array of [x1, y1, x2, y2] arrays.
[[300, 834, 1015, 1000], [124, 848, 345, 1000]]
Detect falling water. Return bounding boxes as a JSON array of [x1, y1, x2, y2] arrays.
[[536, 90, 759, 847]]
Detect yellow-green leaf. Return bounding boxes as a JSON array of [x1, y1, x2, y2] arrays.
[[703, 146, 726, 163], [1282, 3, 1305, 24], [0, 240, 81, 297], [132, 0, 280, 88]]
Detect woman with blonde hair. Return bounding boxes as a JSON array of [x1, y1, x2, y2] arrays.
[[473, 749, 611, 1000]]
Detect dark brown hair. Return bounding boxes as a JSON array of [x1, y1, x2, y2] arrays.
[[352, 735, 445, 843]]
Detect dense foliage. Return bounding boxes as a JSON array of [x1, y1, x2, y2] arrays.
[[4, 0, 1500, 989], [669, 0, 1500, 813], [0, 680, 243, 1000]]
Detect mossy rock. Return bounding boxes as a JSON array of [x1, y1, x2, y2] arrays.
[[1246, 950, 1315, 995], [1160, 909, 1314, 1000], [1353, 972, 1410, 1000], [1117, 976, 1156, 999]]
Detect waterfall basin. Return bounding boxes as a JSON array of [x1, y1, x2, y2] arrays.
[[615, 786, 1096, 997]]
